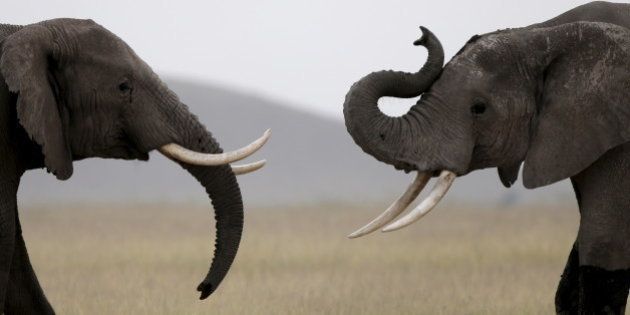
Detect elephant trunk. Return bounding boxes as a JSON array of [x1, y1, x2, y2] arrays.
[[343, 27, 444, 169], [175, 117, 244, 299]]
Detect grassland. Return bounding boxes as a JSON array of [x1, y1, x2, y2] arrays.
[[19, 201, 579, 314]]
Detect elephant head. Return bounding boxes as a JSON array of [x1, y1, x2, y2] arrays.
[[344, 22, 630, 236], [0, 19, 270, 298]]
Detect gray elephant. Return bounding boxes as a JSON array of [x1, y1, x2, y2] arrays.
[[0, 19, 269, 314], [343, 1, 630, 314]]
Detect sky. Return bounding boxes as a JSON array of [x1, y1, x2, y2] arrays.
[[2, 0, 592, 119]]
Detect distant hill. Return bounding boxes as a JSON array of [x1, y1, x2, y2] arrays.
[[19, 78, 575, 208]]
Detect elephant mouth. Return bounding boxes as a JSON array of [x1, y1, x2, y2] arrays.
[[79, 145, 149, 162], [94, 131, 151, 161], [392, 160, 449, 177], [114, 145, 150, 161], [392, 161, 417, 174], [72, 128, 149, 162]]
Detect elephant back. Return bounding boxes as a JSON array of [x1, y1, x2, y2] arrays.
[[0, 24, 22, 44]]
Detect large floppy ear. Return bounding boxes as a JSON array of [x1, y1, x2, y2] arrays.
[[0, 24, 73, 180], [522, 22, 630, 188]]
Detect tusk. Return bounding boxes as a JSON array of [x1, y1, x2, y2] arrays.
[[348, 172, 430, 239], [381, 170, 456, 233], [159, 129, 271, 166], [231, 160, 266, 175]]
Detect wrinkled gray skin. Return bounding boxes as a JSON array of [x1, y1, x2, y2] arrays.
[[344, 2, 630, 314], [0, 19, 244, 314]]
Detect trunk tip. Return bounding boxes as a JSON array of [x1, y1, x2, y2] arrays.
[[413, 26, 433, 46], [197, 281, 214, 300]]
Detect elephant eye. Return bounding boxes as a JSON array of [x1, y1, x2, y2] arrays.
[[118, 81, 132, 93], [470, 102, 487, 115]]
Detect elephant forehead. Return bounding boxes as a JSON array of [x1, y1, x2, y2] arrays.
[[450, 34, 515, 70], [73, 38, 141, 72], [76, 29, 130, 55], [42, 19, 123, 51], [436, 63, 487, 91]]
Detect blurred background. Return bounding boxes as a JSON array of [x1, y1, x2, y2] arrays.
[[2, 0, 590, 207], [1, 1, 597, 314]]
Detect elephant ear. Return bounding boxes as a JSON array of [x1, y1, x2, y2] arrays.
[[522, 22, 630, 189], [0, 24, 73, 180]]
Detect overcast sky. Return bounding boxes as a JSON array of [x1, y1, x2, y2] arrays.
[[2, 0, 591, 119]]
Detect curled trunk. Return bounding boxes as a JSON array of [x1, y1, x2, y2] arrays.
[[343, 27, 444, 170]]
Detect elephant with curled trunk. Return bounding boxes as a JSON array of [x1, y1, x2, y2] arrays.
[[344, 1, 630, 314], [0, 18, 269, 313]]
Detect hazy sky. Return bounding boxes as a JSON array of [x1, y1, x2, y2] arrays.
[[2, 0, 591, 119]]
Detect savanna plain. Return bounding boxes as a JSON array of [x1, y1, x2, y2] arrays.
[[22, 201, 582, 314]]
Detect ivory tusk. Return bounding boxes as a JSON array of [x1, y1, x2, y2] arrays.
[[159, 129, 271, 166], [231, 160, 266, 175], [381, 170, 456, 233], [347, 172, 430, 239]]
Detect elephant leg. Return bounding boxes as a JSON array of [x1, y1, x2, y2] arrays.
[[568, 151, 630, 314], [0, 181, 18, 310], [4, 213, 55, 315], [555, 242, 579, 315], [578, 266, 630, 315]]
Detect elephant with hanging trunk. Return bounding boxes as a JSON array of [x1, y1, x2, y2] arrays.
[[0, 18, 270, 314], [344, 1, 630, 314]]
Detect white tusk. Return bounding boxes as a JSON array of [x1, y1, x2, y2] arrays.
[[231, 160, 266, 175], [381, 170, 456, 233], [159, 129, 271, 166], [347, 172, 430, 239]]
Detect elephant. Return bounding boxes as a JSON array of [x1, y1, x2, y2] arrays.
[[0, 18, 270, 314], [343, 1, 630, 314]]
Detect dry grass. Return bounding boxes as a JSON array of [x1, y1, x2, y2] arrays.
[[19, 201, 579, 314]]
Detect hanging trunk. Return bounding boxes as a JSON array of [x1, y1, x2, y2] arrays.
[[128, 73, 248, 299], [0, 179, 17, 311], [343, 27, 444, 169], [174, 118, 244, 299]]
